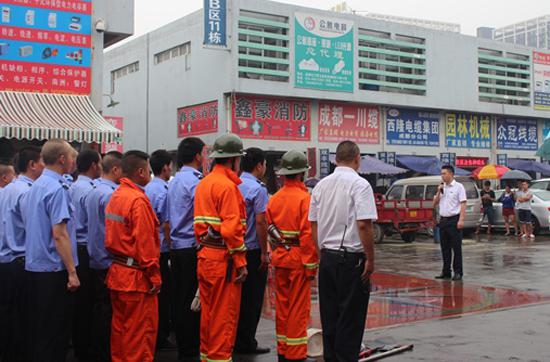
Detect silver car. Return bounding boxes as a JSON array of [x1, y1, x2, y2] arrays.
[[480, 189, 550, 235]]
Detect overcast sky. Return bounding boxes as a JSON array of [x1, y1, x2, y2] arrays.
[[131, 0, 550, 40]]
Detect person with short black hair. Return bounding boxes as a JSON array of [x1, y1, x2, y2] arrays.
[[516, 180, 534, 239], [23, 139, 80, 362], [0, 163, 15, 188], [70, 148, 102, 361], [105, 150, 161, 362], [144, 149, 175, 350], [168, 137, 205, 360], [309, 141, 377, 362], [235, 147, 270, 355], [434, 165, 467, 281], [86, 151, 123, 362], [0, 146, 44, 361], [476, 180, 496, 235]]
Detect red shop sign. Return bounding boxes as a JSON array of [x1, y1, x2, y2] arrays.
[[177, 100, 218, 137], [102, 116, 123, 153], [456, 157, 488, 168], [318, 102, 380, 144], [232, 95, 311, 141]]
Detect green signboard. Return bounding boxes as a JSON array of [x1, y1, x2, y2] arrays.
[[294, 13, 354, 92]]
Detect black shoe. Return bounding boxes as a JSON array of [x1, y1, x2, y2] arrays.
[[235, 346, 271, 354], [452, 274, 463, 281], [156, 339, 177, 351], [435, 274, 452, 280]]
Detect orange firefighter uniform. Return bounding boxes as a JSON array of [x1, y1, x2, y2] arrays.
[[267, 179, 319, 361], [104, 178, 161, 362], [194, 164, 247, 362]]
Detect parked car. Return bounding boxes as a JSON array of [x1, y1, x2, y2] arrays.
[[530, 178, 550, 191], [384, 176, 482, 235], [479, 189, 550, 235]]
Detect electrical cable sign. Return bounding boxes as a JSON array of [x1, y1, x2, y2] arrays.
[[294, 12, 354, 92], [386, 108, 440, 146], [177, 100, 218, 137], [496, 118, 538, 150], [534, 51, 550, 110], [0, 0, 92, 94], [318, 102, 379, 144], [445, 113, 491, 149], [232, 95, 311, 141], [203, 0, 226, 47]]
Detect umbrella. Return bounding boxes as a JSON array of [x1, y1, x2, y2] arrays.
[[501, 169, 532, 181], [536, 138, 550, 160], [472, 164, 510, 180]]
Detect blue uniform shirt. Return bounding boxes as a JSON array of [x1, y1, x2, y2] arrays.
[[24, 169, 78, 272], [145, 177, 169, 253], [167, 166, 202, 250], [86, 178, 118, 270], [69, 175, 96, 244], [238, 172, 269, 250], [0, 175, 34, 263]]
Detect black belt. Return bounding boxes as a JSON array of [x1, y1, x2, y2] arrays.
[[321, 248, 365, 258], [440, 214, 460, 219], [111, 255, 142, 269], [270, 238, 300, 250]]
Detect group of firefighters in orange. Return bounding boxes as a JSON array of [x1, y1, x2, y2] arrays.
[[106, 133, 318, 362]]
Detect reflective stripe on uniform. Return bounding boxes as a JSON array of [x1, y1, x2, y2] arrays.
[[277, 334, 287, 343], [280, 230, 300, 238], [194, 216, 222, 225], [286, 336, 308, 346], [206, 358, 232, 362], [228, 243, 246, 254], [200, 353, 207, 361], [304, 263, 318, 269], [241, 218, 247, 226], [106, 213, 126, 223]]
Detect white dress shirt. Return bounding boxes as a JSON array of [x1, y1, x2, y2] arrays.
[[309, 166, 378, 253], [438, 179, 467, 217]]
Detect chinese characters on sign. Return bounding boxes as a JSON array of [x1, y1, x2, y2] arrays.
[[294, 13, 354, 92], [0, 0, 92, 94], [102, 116, 123, 153], [455, 157, 487, 168], [440, 153, 456, 167], [534, 51, 550, 110], [497, 154, 508, 167], [177, 101, 218, 137], [445, 113, 492, 149], [386, 108, 440, 147], [318, 102, 379, 144], [378, 152, 396, 166], [319, 148, 330, 178], [203, 0, 226, 47], [496, 118, 538, 150], [232, 95, 311, 141]]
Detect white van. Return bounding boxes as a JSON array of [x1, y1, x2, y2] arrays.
[[385, 176, 482, 234]]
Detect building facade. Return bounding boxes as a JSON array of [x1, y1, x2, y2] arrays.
[[489, 15, 550, 50], [103, 0, 550, 183]]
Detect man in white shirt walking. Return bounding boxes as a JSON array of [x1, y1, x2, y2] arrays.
[[309, 141, 377, 362], [433, 165, 467, 281]]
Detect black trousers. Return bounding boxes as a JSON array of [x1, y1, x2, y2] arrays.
[[90, 268, 111, 362], [319, 250, 370, 362], [0, 257, 27, 362], [235, 249, 268, 350], [73, 244, 94, 360], [27, 270, 75, 362], [171, 248, 200, 358], [157, 251, 173, 344], [439, 215, 463, 276]]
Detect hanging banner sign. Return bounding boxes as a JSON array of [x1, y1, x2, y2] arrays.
[[102, 116, 123, 153], [294, 12, 354, 92], [318, 102, 379, 144], [319, 148, 330, 178], [386, 108, 440, 147], [203, 0, 226, 47], [177, 100, 218, 137], [496, 118, 538, 150], [0, 0, 93, 94], [232, 95, 311, 141], [534, 51, 550, 110], [445, 113, 491, 149]]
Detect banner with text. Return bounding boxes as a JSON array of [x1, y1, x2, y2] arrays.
[[177, 100, 218, 137], [203, 0, 226, 47], [386, 108, 440, 147], [318, 102, 379, 144], [496, 118, 538, 150], [445, 112, 492, 149], [534, 51, 550, 110]]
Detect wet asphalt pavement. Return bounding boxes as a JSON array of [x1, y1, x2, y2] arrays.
[[69, 231, 550, 361]]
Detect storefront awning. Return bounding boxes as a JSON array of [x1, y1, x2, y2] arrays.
[[507, 158, 550, 176], [0, 91, 121, 143], [329, 154, 407, 175], [396, 155, 470, 176]]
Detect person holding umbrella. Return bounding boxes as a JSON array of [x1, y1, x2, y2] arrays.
[[498, 184, 517, 236]]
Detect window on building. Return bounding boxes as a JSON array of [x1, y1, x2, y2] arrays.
[[358, 29, 427, 96], [478, 48, 531, 107], [238, 10, 289, 82], [154, 42, 191, 69], [110, 61, 139, 93]]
